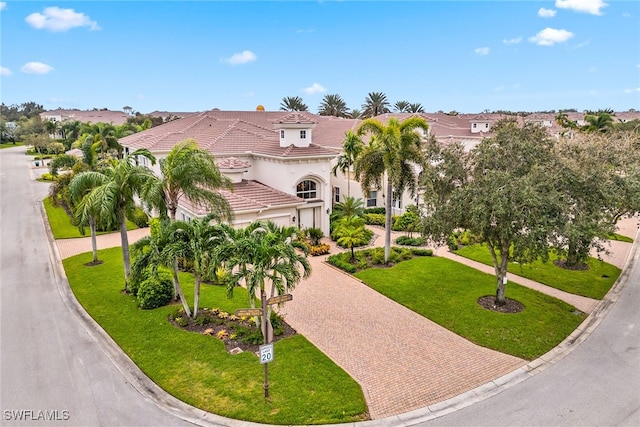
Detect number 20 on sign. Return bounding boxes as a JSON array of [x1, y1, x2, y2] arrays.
[[259, 343, 273, 364]]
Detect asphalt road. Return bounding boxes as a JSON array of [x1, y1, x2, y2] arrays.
[[0, 147, 193, 427]]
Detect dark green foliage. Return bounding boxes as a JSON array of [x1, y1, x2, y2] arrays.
[[306, 227, 324, 246], [49, 154, 78, 176], [137, 270, 173, 309], [364, 207, 385, 215], [327, 255, 357, 273], [395, 236, 426, 246], [410, 248, 433, 257], [127, 206, 149, 228]]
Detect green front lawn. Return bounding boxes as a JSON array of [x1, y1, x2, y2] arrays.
[[44, 197, 137, 239], [454, 244, 620, 300], [355, 257, 587, 360], [63, 248, 367, 425], [0, 141, 24, 149]]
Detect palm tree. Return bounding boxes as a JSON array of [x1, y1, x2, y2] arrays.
[[132, 219, 192, 317], [318, 94, 350, 118], [171, 213, 225, 318], [332, 196, 365, 221], [583, 112, 614, 133], [44, 119, 59, 138], [280, 96, 309, 112], [361, 92, 391, 118], [393, 101, 410, 113], [74, 149, 159, 290], [69, 171, 110, 264], [349, 109, 362, 119], [331, 130, 364, 197], [333, 216, 367, 262], [225, 221, 311, 324], [142, 139, 232, 221], [354, 116, 428, 263], [407, 103, 425, 113]]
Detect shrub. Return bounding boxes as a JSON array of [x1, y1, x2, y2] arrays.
[[306, 227, 324, 246], [127, 206, 149, 228], [137, 271, 173, 309], [309, 244, 330, 256], [364, 207, 385, 215], [39, 173, 56, 181], [363, 213, 385, 226], [411, 248, 433, 256], [235, 325, 263, 345], [395, 236, 426, 246], [327, 255, 357, 273]]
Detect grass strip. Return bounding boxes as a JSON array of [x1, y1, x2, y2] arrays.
[[355, 256, 587, 360], [454, 244, 620, 300]]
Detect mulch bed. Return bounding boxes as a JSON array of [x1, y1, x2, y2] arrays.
[[477, 295, 524, 313], [554, 259, 590, 271], [169, 308, 297, 354]]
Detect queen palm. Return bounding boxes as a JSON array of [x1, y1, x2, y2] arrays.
[[171, 213, 225, 318], [331, 130, 364, 197], [393, 101, 410, 113], [142, 139, 232, 221], [280, 96, 308, 112], [318, 94, 350, 118], [225, 221, 311, 323], [332, 196, 364, 221], [407, 103, 425, 113], [361, 92, 391, 118], [69, 170, 110, 264], [74, 149, 159, 290], [333, 215, 367, 262], [354, 117, 428, 263]]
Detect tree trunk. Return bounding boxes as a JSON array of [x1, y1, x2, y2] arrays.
[[119, 213, 131, 291], [193, 276, 201, 318], [488, 240, 509, 306], [384, 179, 393, 264], [89, 216, 99, 263], [173, 258, 191, 317]]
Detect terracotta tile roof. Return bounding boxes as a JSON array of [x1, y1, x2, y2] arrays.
[[274, 112, 318, 124], [179, 180, 305, 216], [41, 109, 130, 125]]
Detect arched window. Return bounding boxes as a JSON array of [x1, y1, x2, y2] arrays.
[[296, 180, 317, 199]]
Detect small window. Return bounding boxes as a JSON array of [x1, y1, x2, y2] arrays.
[[485, 123, 489, 129], [280, 130, 285, 138], [300, 130, 306, 139], [366, 191, 377, 207], [473, 123, 477, 128], [296, 180, 317, 199], [334, 187, 340, 203]]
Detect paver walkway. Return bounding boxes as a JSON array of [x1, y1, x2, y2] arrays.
[[52, 215, 638, 420]]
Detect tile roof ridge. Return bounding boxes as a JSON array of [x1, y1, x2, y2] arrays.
[[248, 180, 304, 202]]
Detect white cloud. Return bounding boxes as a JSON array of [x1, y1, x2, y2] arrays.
[[494, 85, 505, 92], [555, 0, 608, 16], [26, 7, 99, 32], [296, 28, 315, 34], [221, 50, 257, 65], [538, 8, 557, 18], [624, 88, 640, 94], [20, 62, 53, 74], [303, 83, 326, 95], [0, 3, 7, 12], [529, 28, 574, 46], [622, 12, 631, 18], [474, 47, 490, 56], [503, 37, 522, 45], [0, 66, 11, 76]]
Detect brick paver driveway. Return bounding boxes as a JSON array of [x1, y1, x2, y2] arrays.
[[281, 248, 525, 419]]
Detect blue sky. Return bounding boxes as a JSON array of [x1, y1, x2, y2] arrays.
[[1, 1, 638, 114]]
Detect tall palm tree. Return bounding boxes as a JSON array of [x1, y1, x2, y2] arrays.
[[225, 221, 311, 323], [361, 92, 391, 118], [331, 130, 364, 197], [142, 139, 233, 221], [171, 213, 225, 318], [75, 149, 159, 290], [583, 112, 614, 133], [354, 117, 428, 263], [279, 96, 309, 112], [393, 101, 410, 113], [318, 94, 350, 118], [407, 103, 425, 113], [69, 171, 110, 264], [349, 109, 362, 119]]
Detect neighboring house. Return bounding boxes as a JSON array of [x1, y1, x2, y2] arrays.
[[40, 109, 131, 126]]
